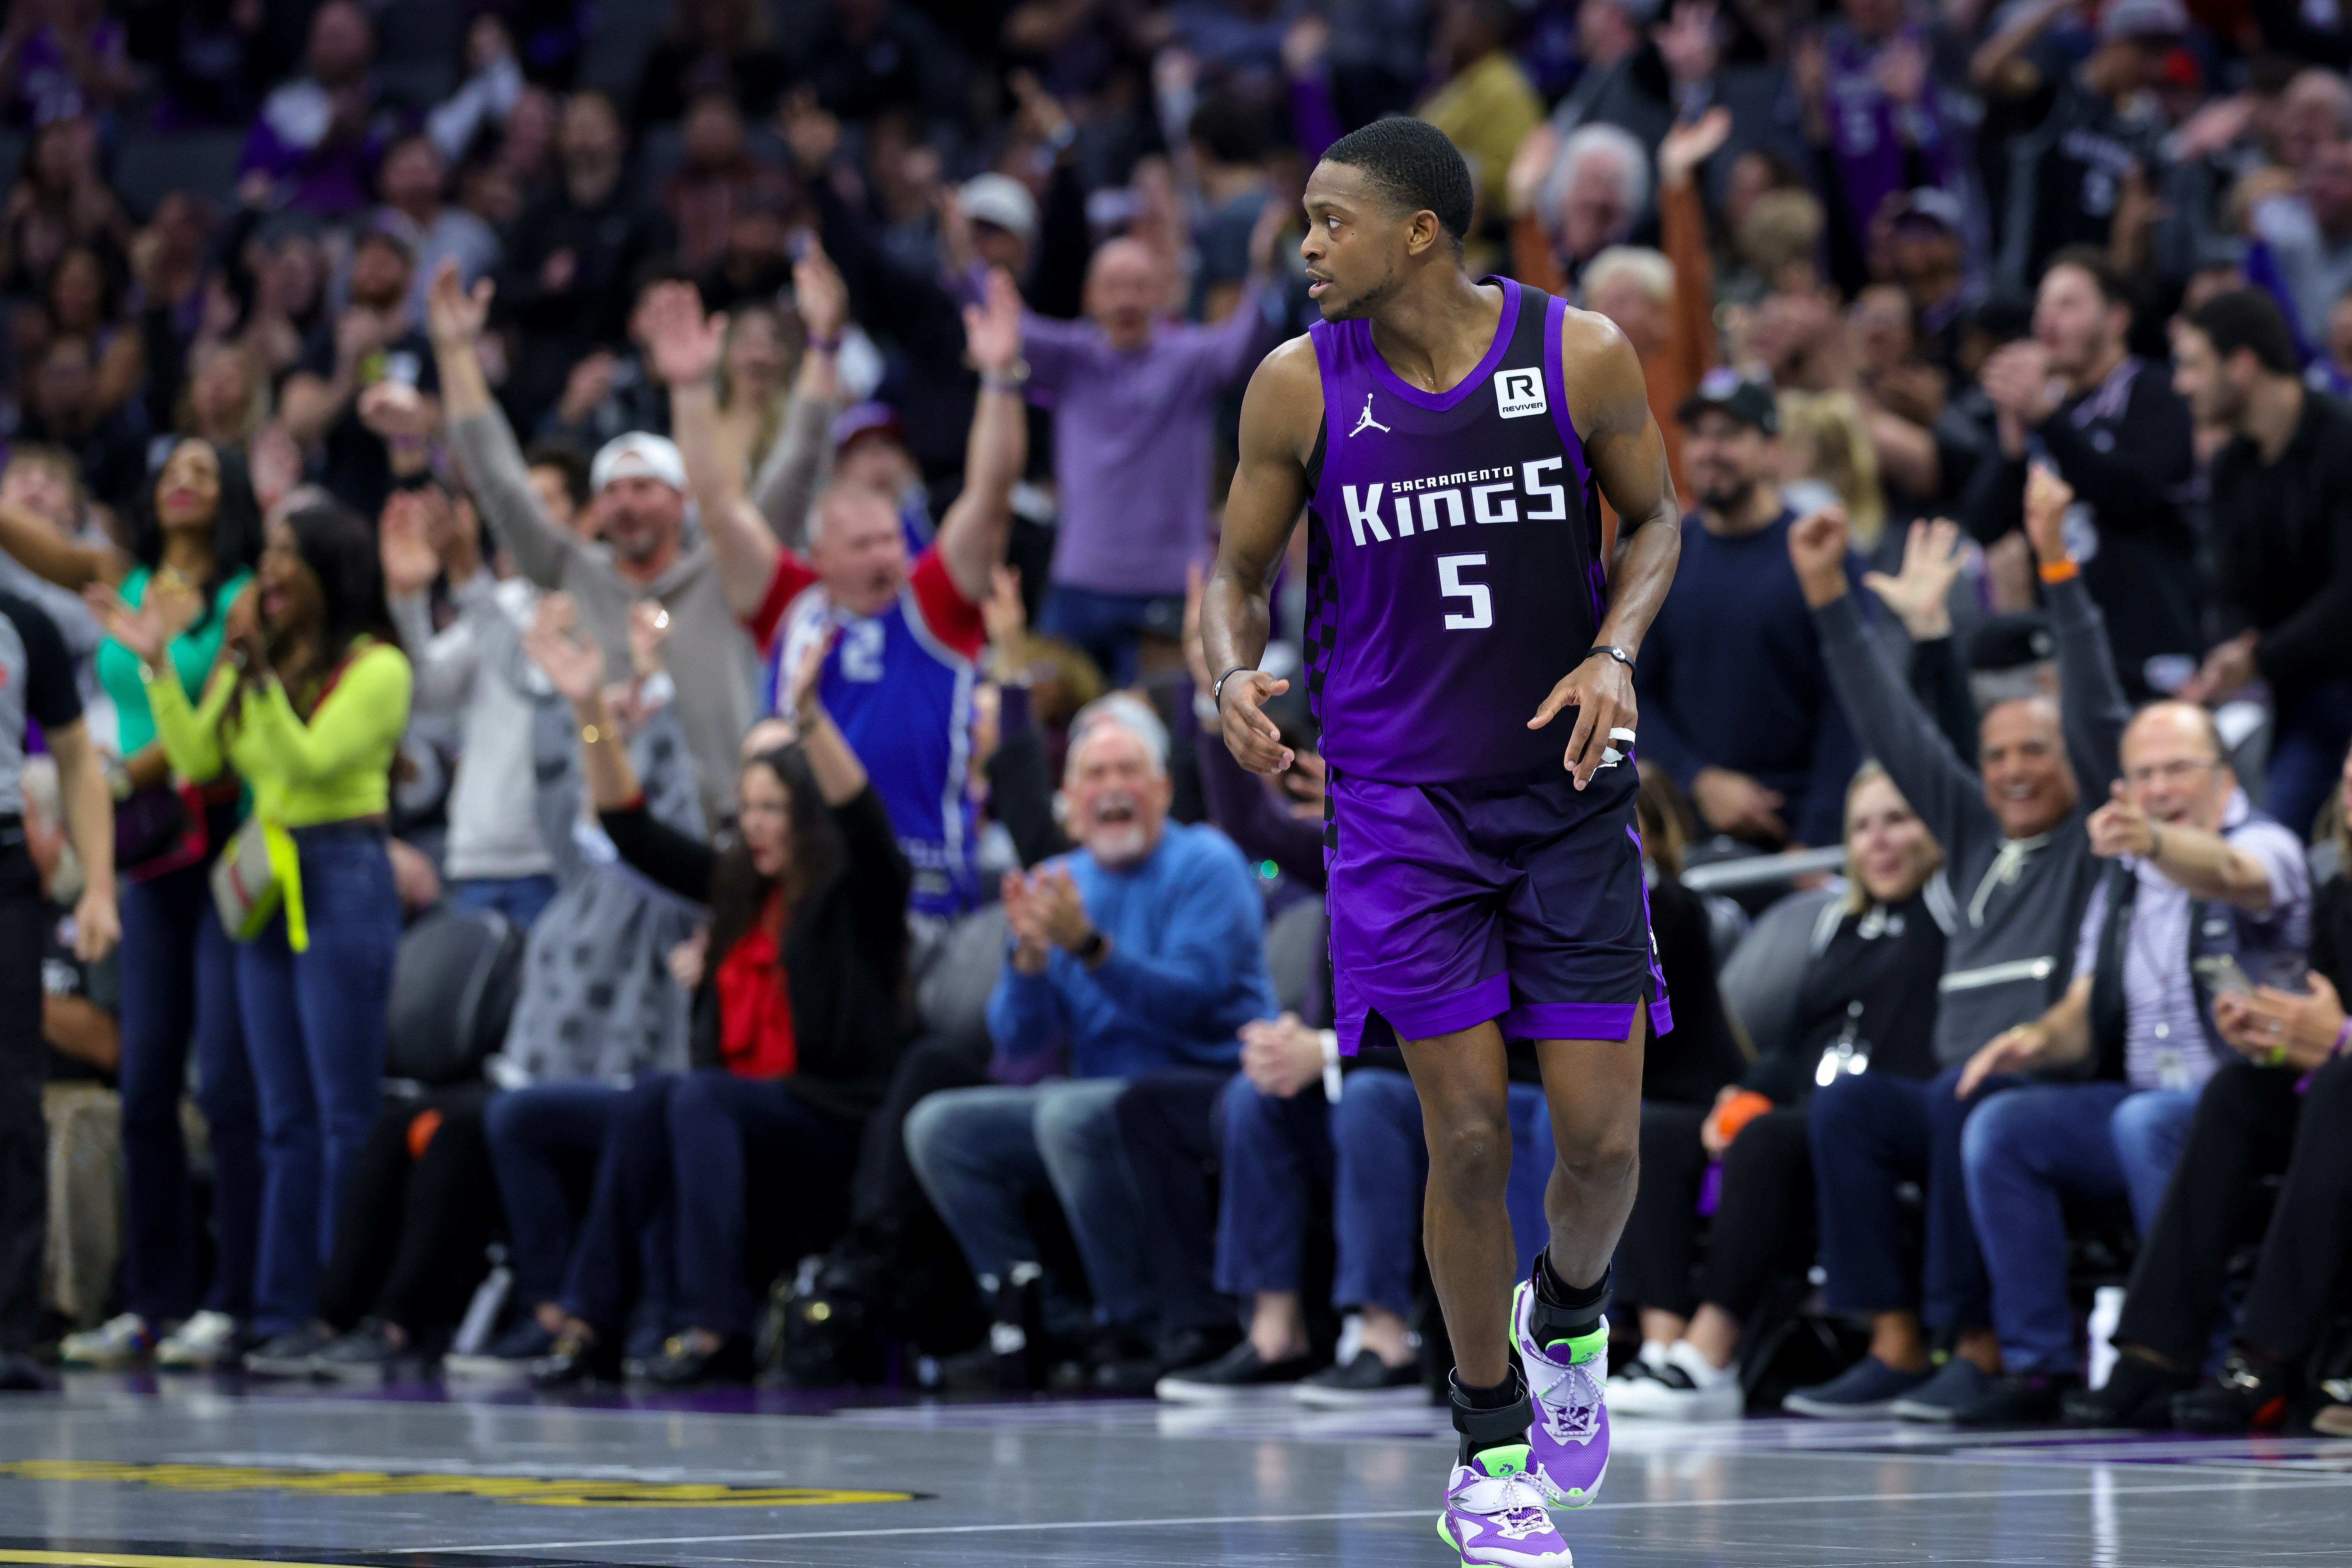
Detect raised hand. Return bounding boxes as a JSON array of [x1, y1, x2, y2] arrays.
[[378, 490, 440, 596], [1505, 123, 1559, 219], [1861, 516, 1967, 640], [2022, 463, 2074, 565], [1281, 12, 1331, 78], [963, 267, 1024, 377], [642, 281, 725, 387], [357, 379, 432, 441], [792, 235, 848, 344], [83, 583, 173, 667], [982, 563, 1026, 648], [1872, 32, 1927, 105], [1658, 106, 1732, 191], [627, 598, 672, 678], [1786, 505, 1852, 607], [1247, 195, 1291, 277], [2087, 778, 2158, 861], [425, 258, 492, 344], [522, 593, 605, 707], [786, 626, 833, 727]]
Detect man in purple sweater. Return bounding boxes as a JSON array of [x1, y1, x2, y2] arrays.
[[1023, 209, 1290, 684]]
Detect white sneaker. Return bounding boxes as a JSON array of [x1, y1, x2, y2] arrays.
[[1604, 1341, 1743, 1421], [156, 1311, 243, 1371], [59, 1313, 155, 1368]]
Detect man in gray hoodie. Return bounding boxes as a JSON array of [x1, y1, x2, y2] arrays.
[[1777, 466, 2130, 1422]]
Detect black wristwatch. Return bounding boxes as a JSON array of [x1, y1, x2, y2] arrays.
[[1074, 929, 1109, 966], [1582, 644, 1635, 674]]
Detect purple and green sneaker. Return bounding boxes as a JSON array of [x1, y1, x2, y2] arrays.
[[1437, 1444, 1574, 1566], [1510, 1277, 1609, 1509]]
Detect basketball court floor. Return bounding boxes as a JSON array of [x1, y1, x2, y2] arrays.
[[2, 1375, 2348, 1567]]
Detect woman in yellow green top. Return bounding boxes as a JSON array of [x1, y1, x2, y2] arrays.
[[0, 438, 269, 1372], [98, 497, 412, 1357]]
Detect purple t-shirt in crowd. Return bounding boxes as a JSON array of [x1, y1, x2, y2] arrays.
[[1822, 20, 1955, 236], [1024, 284, 1283, 598]]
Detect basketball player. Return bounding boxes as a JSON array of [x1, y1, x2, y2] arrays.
[[1202, 119, 1681, 1565]]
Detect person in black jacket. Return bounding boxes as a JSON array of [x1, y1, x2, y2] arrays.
[[1960, 248, 2200, 700], [2171, 290, 2352, 841], [1613, 763, 1951, 1420], [509, 615, 909, 1387]]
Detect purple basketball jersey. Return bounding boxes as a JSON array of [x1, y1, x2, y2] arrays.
[[1303, 277, 1603, 784]]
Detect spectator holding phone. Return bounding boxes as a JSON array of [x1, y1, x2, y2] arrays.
[[2068, 739, 2352, 1434]]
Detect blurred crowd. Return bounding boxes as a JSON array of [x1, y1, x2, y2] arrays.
[[0, 0, 2347, 1438]]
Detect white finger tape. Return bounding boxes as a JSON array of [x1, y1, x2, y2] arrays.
[[1600, 746, 1625, 767], [1608, 727, 1637, 745]]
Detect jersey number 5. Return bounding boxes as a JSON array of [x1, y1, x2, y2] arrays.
[[1438, 553, 1492, 631]]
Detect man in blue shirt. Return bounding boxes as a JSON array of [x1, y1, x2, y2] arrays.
[[906, 697, 1277, 1364], [1635, 372, 1863, 850]]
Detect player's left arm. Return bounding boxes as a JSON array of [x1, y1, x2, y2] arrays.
[[935, 269, 1030, 604], [1530, 309, 1681, 788]]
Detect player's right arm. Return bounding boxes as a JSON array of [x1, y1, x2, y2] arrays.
[[1203, 335, 1322, 775]]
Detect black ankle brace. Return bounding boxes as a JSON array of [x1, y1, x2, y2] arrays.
[[1450, 1367, 1534, 1460], [1529, 1255, 1611, 1345]]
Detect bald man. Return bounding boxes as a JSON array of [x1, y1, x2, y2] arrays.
[[1947, 699, 2312, 1425], [1017, 216, 1288, 684]]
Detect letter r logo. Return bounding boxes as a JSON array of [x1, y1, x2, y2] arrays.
[[1495, 368, 1547, 419]]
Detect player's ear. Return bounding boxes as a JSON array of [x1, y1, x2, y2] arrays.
[[1406, 209, 1440, 258]]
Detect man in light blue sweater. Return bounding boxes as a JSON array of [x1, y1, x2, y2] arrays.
[[907, 696, 1276, 1358]]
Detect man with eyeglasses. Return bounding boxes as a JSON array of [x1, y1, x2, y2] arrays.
[[1945, 700, 2312, 1425]]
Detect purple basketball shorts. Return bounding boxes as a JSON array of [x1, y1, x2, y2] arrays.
[[1325, 760, 1672, 1055]]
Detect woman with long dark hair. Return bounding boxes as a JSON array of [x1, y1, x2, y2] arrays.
[[108, 498, 411, 1370], [501, 624, 909, 1385], [0, 437, 266, 1371]]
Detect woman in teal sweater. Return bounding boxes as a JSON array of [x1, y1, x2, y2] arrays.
[[0, 439, 266, 1373]]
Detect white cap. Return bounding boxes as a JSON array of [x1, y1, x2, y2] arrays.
[[960, 173, 1039, 245], [591, 432, 687, 494]]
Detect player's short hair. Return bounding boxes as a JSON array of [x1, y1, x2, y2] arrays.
[[2185, 288, 2300, 377], [1066, 693, 1169, 780], [1318, 116, 1475, 255]]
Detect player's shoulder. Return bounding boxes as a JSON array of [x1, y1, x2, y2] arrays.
[[1554, 303, 1645, 423], [1555, 302, 1635, 366], [1250, 330, 1322, 399]]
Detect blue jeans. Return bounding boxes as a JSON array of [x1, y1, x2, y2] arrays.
[[905, 1077, 1149, 1334], [239, 825, 401, 1336], [1039, 585, 1182, 689], [116, 855, 261, 1323], [2109, 1086, 2200, 1233], [1330, 1070, 1553, 1316], [485, 1081, 624, 1307], [532, 1076, 683, 1338], [668, 1074, 861, 1337], [1212, 1069, 1553, 1317], [1810, 1065, 2020, 1329], [448, 874, 559, 930], [2266, 679, 2352, 842], [1964, 1083, 2202, 1373]]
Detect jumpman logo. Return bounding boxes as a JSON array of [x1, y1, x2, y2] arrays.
[[1349, 391, 1391, 437]]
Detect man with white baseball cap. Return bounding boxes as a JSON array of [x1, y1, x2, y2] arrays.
[[426, 261, 756, 828]]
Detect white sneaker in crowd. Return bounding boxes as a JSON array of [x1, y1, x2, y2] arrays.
[[1604, 1340, 1743, 1421], [157, 1311, 245, 1371], [58, 1313, 155, 1369]]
